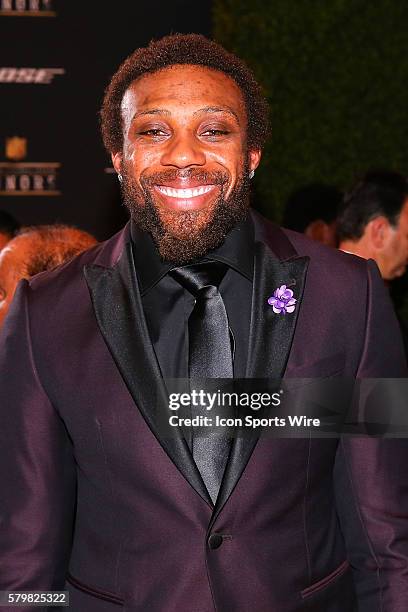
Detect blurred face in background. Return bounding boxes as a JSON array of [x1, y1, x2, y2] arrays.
[[0, 226, 97, 329], [376, 199, 408, 280]]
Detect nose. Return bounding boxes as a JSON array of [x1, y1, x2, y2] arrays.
[[160, 130, 206, 168]]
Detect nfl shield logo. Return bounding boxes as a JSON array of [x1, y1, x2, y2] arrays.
[[5, 136, 27, 161]]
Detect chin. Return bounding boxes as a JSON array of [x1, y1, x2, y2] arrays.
[[122, 166, 251, 264], [156, 204, 217, 240]]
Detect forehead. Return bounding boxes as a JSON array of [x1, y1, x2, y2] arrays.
[[121, 65, 246, 122], [0, 236, 30, 272]]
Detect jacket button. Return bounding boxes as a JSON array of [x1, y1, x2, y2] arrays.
[[208, 534, 223, 549]]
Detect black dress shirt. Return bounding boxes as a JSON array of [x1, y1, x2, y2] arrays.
[[130, 215, 254, 380]]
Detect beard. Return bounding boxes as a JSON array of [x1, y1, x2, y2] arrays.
[[120, 163, 251, 265]]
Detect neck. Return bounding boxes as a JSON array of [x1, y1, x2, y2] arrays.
[[339, 238, 373, 260]]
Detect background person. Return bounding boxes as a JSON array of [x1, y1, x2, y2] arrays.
[[337, 170, 408, 280], [0, 224, 97, 329]]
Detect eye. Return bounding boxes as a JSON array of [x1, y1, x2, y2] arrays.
[[138, 128, 167, 136], [0, 287, 6, 301], [201, 128, 230, 137], [134, 126, 170, 143]]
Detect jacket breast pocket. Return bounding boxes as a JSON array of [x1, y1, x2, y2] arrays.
[[285, 352, 346, 379]]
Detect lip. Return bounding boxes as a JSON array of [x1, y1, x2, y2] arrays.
[[153, 184, 219, 211]]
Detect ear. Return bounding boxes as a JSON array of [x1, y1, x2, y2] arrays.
[[111, 151, 123, 175], [248, 148, 262, 172], [369, 216, 389, 249]]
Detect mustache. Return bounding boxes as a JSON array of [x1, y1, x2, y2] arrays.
[[140, 168, 229, 187]]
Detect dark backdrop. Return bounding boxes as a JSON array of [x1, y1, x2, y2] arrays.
[[213, 1, 408, 326], [214, 1, 408, 222], [0, 0, 212, 240]]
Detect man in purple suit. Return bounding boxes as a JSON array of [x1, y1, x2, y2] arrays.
[[0, 34, 407, 611]]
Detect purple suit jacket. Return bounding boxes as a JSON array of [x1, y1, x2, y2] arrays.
[[1, 212, 407, 611]]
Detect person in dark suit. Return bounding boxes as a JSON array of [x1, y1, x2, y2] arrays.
[[0, 34, 407, 612], [338, 170, 408, 358], [338, 170, 408, 280]]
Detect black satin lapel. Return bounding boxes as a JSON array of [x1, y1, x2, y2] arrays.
[[84, 245, 212, 507], [210, 242, 310, 525], [209, 425, 260, 528], [246, 242, 310, 380]]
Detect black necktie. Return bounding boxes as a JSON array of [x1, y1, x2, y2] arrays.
[[170, 261, 234, 503]]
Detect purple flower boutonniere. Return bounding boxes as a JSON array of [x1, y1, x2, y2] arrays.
[[268, 285, 297, 314]]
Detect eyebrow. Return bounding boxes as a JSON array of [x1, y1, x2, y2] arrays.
[[193, 106, 240, 123], [131, 106, 240, 123], [131, 109, 171, 122]]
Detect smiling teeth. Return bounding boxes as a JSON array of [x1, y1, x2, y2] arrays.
[[157, 185, 214, 198]]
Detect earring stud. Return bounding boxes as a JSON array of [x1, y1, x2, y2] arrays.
[[117, 173, 123, 183], [249, 170, 255, 179]]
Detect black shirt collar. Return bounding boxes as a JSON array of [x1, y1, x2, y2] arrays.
[[131, 213, 255, 296]]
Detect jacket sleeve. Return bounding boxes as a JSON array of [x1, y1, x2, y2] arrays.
[[0, 281, 76, 609], [335, 259, 408, 611]]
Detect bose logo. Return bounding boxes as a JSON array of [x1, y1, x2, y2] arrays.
[[0, 68, 65, 84]]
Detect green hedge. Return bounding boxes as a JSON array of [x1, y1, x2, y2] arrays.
[[213, 1, 408, 222]]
